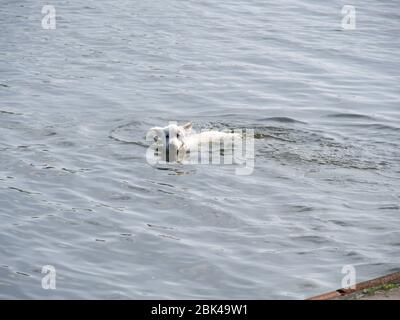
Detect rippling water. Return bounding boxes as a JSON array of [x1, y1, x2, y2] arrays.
[[1, 0, 399, 299]]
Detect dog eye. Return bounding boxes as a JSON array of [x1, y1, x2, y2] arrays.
[[154, 136, 159, 142], [177, 133, 180, 138]]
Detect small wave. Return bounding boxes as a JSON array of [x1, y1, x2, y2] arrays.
[[15, 271, 30, 277], [0, 109, 22, 115], [325, 113, 374, 120], [8, 187, 40, 195], [290, 235, 331, 244], [155, 166, 195, 175], [109, 120, 149, 147], [347, 123, 400, 132], [257, 117, 306, 124]]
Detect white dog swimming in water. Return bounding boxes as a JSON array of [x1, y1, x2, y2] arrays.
[[147, 122, 241, 163]]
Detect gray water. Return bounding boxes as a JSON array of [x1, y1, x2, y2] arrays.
[[1, 0, 400, 299]]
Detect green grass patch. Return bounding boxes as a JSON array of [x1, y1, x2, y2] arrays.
[[362, 282, 400, 295]]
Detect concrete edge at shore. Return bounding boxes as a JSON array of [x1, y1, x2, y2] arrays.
[[307, 271, 400, 300]]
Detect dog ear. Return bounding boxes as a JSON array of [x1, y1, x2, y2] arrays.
[[149, 127, 163, 141], [183, 122, 192, 133]]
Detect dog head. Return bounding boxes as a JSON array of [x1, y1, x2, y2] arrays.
[[149, 122, 192, 162]]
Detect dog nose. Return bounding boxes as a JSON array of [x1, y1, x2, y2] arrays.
[[166, 137, 178, 162], [164, 134, 170, 148]]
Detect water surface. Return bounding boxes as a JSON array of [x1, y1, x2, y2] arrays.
[[0, 0, 399, 299]]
